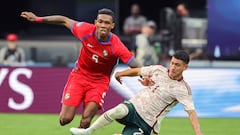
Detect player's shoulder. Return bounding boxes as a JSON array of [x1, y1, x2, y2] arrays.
[[75, 22, 94, 27], [149, 65, 167, 72], [181, 79, 192, 95], [74, 22, 96, 32], [142, 65, 167, 75], [110, 33, 121, 42], [109, 33, 124, 47]]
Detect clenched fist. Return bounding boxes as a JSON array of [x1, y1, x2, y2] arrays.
[[20, 11, 37, 22]]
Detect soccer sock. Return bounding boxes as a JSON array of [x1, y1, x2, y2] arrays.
[[87, 103, 129, 133]]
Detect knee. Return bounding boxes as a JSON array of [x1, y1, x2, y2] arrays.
[[108, 103, 129, 119], [59, 115, 74, 126]]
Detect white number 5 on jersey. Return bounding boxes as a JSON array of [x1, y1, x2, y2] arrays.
[[92, 54, 99, 63]]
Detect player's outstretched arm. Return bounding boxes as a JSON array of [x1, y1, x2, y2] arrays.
[[186, 110, 204, 135], [20, 11, 74, 29], [115, 68, 141, 84]]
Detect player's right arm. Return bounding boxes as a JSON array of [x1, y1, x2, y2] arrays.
[[115, 67, 155, 86], [20, 11, 75, 29], [115, 68, 141, 84]]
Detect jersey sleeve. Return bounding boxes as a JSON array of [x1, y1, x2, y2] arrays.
[[179, 95, 195, 110], [176, 85, 195, 110], [70, 21, 95, 40], [113, 36, 134, 64]]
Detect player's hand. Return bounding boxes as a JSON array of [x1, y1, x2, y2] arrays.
[[138, 77, 155, 86], [115, 72, 123, 84], [20, 11, 37, 22]]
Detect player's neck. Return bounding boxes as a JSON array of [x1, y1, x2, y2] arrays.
[[168, 74, 183, 81], [95, 31, 110, 42]]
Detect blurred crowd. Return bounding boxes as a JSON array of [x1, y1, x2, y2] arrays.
[[0, 2, 207, 67], [121, 2, 207, 66]]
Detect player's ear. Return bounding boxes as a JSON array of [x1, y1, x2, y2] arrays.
[[111, 22, 115, 29], [94, 19, 97, 25], [184, 64, 188, 70]]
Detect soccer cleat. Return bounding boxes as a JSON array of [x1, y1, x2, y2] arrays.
[[70, 127, 90, 135]]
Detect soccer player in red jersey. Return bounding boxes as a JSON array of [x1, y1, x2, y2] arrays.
[[21, 8, 141, 128]]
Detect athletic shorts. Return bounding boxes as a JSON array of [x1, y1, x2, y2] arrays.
[[61, 70, 109, 109], [117, 101, 152, 135]]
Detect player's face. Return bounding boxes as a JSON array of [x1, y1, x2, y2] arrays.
[[168, 57, 188, 80], [95, 14, 115, 41]]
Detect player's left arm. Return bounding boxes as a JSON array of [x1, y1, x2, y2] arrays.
[[128, 59, 142, 68], [177, 86, 203, 135], [113, 36, 142, 68], [186, 110, 203, 135]]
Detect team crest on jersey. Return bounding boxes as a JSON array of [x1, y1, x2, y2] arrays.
[[102, 50, 108, 57], [76, 22, 81, 27], [65, 93, 70, 100]]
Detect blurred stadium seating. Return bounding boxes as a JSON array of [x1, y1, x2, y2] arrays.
[[0, 37, 80, 67]]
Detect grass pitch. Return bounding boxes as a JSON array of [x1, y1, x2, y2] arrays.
[[0, 113, 239, 135]]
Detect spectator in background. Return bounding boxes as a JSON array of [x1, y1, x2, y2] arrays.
[[176, 2, 189, 18], [134, 20, 159, 66], [123, 3, 147, 36], [175, 2, 204, 60], [0, 33, 26, 66], [174, 2, 190, 51], [159, 3, 190, 59]]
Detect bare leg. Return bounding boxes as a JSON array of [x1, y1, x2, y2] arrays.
[[79, 102, 99, 128], [59, 104, 77, 126]]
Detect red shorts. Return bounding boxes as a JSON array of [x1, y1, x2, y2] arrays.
[[61, 71, 109, 109]]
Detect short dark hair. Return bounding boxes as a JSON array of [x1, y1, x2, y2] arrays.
[[98, 8, 115, 21], [173, 50, 190, 64]]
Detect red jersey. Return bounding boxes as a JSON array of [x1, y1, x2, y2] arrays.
[[71, 22, 134, 82]]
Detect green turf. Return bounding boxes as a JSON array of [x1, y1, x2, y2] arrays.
[[0, 113, 239, 135]]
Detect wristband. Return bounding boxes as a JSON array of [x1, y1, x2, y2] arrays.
[[35, 17, 43, 22]]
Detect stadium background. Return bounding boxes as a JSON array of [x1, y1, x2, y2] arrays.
[[0, 0, 240, 135], [0, 0, 206, 36]]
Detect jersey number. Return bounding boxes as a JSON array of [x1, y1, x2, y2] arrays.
[[133, 128, 144, 135], [92, 54, 99, 63]]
